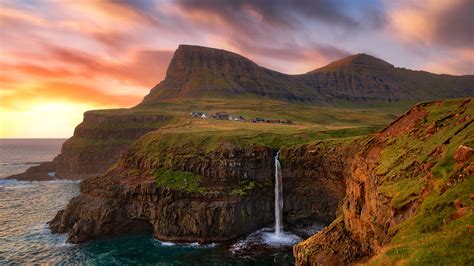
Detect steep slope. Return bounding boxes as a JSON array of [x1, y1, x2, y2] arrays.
[[142, 45, 317, 103], [308, 53, 474, 102], [8, 109, 172, 180], [141, 45, 474, 105], [49, 128, 358, 243], [294, 98, 474, 265]]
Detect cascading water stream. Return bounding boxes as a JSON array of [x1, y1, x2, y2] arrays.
[[230, 149, 303, 248], [228, 149, 304, 248], [274, 150, 283, 236]]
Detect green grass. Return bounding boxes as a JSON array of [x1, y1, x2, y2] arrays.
[[154, 168, 204, 193], [370, 176, 474, 265], [69, 96, 412, 160], [380, 177, 425, 208], [367, 98, 474, 265], [230, 180, 257, 197], [136, 97, 405, 127]]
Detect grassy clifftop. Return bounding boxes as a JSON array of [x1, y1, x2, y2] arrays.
[[294, 97, 474, 265], [369, 98, 473, 265]]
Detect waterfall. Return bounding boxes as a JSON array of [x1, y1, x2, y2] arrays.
[[274, 150, 283, 236], [241, 149, 301, 247]]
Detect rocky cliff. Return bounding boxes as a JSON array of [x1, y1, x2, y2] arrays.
[[141, 45, 474, 105], [294, 98, 474, 265], [9, 110, 171, 180], [49, 141, 275, 243], [49, 129, 356, 243], [281, 141, 358, 223]]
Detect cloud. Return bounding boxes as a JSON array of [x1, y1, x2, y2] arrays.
[[168, 0, 369, 73], [2, 81, 142, 110], [433, 0, 474, 48], [70, 0, 162, 27], [7, 44, 174, 87], [388, 0, 474, 49], [423, 48, 474, 75], [175, 0, 366, 29]]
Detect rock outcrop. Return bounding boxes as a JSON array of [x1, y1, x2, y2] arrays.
[[49, 133, 356, 243], [281, 141, 358, 223], [294, 98, 474, 265], [49, 141, 276, 243], [8, 110, 171, 181]]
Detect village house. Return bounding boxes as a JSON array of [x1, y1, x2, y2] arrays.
[[212, 112, 229, 120], [228, 115, 245, 121], [190, 111, 204, 117], [190, 112, 209, 119], [251, 117, 266, 123]]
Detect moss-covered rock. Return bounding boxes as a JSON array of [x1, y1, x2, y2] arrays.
[[294, 97, 474, 265]]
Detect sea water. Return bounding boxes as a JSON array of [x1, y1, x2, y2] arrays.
[[0, 139, 323, 264]]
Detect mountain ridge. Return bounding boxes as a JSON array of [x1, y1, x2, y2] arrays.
[[141, 45, 474, 105], [311, 53, 394, 72]]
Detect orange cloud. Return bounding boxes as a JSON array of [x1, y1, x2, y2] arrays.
[[2, 81, 141, 110], [63, 0, 161, 29], [387, 0, 474, 49], [0, 5, 47, 26]]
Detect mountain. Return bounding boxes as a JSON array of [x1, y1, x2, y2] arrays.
[[10, 44, 474, 182], [141, 45, 474, 105], [141, 45, 309, 103]]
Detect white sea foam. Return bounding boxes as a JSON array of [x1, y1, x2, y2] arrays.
[[260, 231, 302, 247], [158, 241, 176, 247], [230, 227, 302, 254], [153, 239, 218, 248]]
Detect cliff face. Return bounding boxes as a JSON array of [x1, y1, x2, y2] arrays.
[[307, 54, 474, 103], [281, 141, 358, 223], [8, 110, 171, 181], [142, 45, 313, 103], [49, 141, 275, 243], [54, 111, 171, 179], [141, 45, 474, 105], [49, 132, 355, 243], [294, 98, 474, 265]]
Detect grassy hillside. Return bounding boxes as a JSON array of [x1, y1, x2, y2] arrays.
[[368, 98, 474, 265], [128, 97, 413, 154], [137, 97, 405, 127], [292, 98, 473, 265]]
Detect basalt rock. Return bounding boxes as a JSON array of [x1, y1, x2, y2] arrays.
[[8, 111, 171, 181], [49, 137, 355, 244], [49, 142, 276, 243], [281, 142, 358, 223]]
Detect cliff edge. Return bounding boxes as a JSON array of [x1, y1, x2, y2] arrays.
[[294, 98, 474, 265]]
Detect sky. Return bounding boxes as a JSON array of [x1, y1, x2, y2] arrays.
[[0, 0, 473, 138]]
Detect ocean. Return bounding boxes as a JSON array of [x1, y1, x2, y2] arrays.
[[0, 139, 322, 265]]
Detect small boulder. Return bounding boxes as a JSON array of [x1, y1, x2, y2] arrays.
[[425, 123, 437, 136], [453, 145, 474, 163]]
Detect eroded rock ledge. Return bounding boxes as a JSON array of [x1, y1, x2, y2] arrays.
[[8, 111, 171, 181], [49, 138, 355, 244], [294, 98, 474, 265]]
